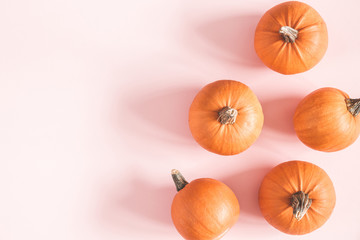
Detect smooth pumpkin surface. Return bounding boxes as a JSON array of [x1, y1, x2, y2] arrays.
[[259, 161, 336, 235], [188, 80, 264, 155], [254, 1, 328, 74], [171, 171, 240, 240], [294, 87, 360, 152]]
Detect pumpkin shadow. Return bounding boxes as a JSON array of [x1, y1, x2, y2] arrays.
[[123, 179, 174, 225], [106, 167, 274, 228], [221, 166, 273, 222], [195, 14, 264, 67], [261, 96, 303, 135], [102, 178, 175, 227], [127, 87, 199, 144]]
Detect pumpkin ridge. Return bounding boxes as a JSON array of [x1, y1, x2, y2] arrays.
[[212, 123, 224, 137], [303, 164, 316, 193], [206, 125, 225, 152], [286, 211, 299, 234], [306, 209, 325, 232], [271, 42, 287, 69], [294, 40, 315, 60], [297, 22, 324, 32], [307, 206, 327, 220], [296, 162, 303, 191], [266, 206, 294, 233], [279, 164, 299, 193], [200, 88, 226, 110], [231, 122, 242, 138], [263, 203, 290, 218], [265, 175, 293, 194], [267, 12, 284, 28], [292, 8, 311, 29], [232, 124, 249, 152], [292, 42, 308, 70]]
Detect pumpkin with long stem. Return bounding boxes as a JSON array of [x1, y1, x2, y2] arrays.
[[171, 170, 240, 240], [258, 161, 336, 235], [294, 87, 360, 152], [188, 80, 264, 155], [254, 1, 328, 74]]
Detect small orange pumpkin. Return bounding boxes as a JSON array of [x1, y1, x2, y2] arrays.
[[171, 170, 240, 240], [254, 1, 328, 74], [189, 80, 264, 155], [259, 161, 336, 235], [294, 87, 360, 152]]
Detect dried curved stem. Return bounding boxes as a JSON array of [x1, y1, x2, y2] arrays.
[[346, 98, 360, 117], [279, 26, 298, 43], [217, 106, 238, 125], [171, 169, 188, 192], [291, 191, 312, 221]]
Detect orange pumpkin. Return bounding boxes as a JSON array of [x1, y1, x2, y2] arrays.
[[254, 1, 328, 74], [171, 170, 240, 240], [259, 161, 336, 235], [294, 87, 360, 152], [188, 80, 264, 155]]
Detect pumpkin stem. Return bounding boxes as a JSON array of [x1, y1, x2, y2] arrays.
[[171, 169, 189, 192], [279, 26, 298, 43], [217, 106, 238, 125], [346, 98, 360, 117], [291, 191, 312, 221]]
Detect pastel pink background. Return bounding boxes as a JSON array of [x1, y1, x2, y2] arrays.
[[1, 0, 360, 239]]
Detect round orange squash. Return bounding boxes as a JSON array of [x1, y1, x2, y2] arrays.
[[254, 1, 328, 74], [259, 161, 336, 235], [171, 170, 240, 240], [188, 80, 264, 155], [294, 87, 360, 152]]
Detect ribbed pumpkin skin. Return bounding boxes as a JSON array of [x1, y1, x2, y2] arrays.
[[254, 1, 328, 74], [259, 161, 336, 235], [188, 80, 264, 155], [171, 178, 240, 240], [294, 88, 360, 152]]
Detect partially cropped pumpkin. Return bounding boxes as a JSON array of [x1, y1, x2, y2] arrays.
[[294, 87, 360, 152], [254, 1, 328, 74], [259, 161, 336, 235], [171, 170, 240, 240], [188, 80, 264, 155]]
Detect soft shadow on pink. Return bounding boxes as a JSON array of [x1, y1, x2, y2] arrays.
[[195, 14, 264, 67], [221, 166, 273, 221], [120, 179, 174, 225], [110, 166, 274, 228], [98, 178, 175, 233], [261, 96, 302, 135], [126, 87, 199, 143]]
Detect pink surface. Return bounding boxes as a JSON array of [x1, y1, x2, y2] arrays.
[[1, 0, 360, 239]]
